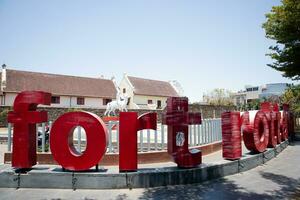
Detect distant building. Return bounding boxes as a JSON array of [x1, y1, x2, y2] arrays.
[[119, 73, 180, 110], [233, 83, 290, 106], [0, 64, 116, 109]]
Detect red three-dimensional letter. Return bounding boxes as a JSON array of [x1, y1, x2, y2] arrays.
[[50, 112, 108, 171], [221, 111, 242, 160], [7, 91, 51, 169], [162, 97, 202, 168], [119, 112, 157, 172], [260, 102, 277, 148], [242, 110, 269, 153], [280, 104, 290, 141]]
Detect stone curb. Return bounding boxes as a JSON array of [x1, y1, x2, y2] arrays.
[[0, 140, 289, 189]]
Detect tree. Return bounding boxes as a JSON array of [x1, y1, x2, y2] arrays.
[[203, 88, 234, 106], [262, 0, 300, 80], [282, 84, 300, 113]]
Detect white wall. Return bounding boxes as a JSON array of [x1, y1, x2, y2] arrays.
[[134, 95, 168, 110], [3, 93, 17, 106], [2, 92, 114, 109]]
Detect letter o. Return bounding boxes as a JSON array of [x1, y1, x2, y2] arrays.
[[50, 111, 108, 171], [243, 111, 269, 153]]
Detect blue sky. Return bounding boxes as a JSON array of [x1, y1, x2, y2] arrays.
[[0, 0, 296, 102]]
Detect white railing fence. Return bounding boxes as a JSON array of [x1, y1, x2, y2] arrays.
[[6, 118, 222, 154]]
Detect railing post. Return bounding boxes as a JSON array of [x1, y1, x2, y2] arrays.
[[140, 130, 144, 152], [42, 122, 46, 152], [77, 126, 82, 153], [147, 129, 151, 151], [154, 129, 158, 151], [188, 125, 192, 146], [7, 123, 12, 152], [161, 124, 165, 150], [108, 121, 113, 153], [193, 125, 197, 146], [116, 121, 119, 153], [48, 121, 52, 152], [197, 124, 201, 145], [201, 122, 204, 145]]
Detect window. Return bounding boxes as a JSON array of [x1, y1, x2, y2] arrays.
[[148, 100, 153, 104], [123, 88, 126, 93], [51, 96, 60, 104], [157, 100, 162, 109], [103, 98, 112, 105], [77, 97, 85, 105]]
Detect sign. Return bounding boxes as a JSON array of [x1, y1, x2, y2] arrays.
[[221, 102, 291, 160], [8, 91, 200, 171], [7, 91, 292, 171]]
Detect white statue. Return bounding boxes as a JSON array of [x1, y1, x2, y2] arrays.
[[104, 77, 128, 116]]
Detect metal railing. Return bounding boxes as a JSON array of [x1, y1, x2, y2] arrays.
[[6, 118, 222, 153]]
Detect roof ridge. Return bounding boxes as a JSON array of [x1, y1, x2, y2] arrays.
[[7, 68, 111, 81], [128, 75, 171, 84]]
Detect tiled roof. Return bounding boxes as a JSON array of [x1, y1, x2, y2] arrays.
[[128, 76, 178, 97], [2, 69, 116, 98]]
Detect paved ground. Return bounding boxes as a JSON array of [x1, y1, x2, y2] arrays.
[[0, 141, 299, 200]]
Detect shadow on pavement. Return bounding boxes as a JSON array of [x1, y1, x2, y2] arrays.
[[261, 172, 300, 200], [136, 178, 272, 200], [133, 172, 300, 200]]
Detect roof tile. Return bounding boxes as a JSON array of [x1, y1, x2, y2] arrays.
[[128, 76, 178, 97], [3, 69, 116, 98]]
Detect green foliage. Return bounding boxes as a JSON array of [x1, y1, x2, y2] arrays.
[[238, 99, 261, 111], [282, 84, 300, 113], [0, 108, 10, 127], [203, 88, 234, 106], [66, 107, 80, 112], [262, 0, 300, 80]]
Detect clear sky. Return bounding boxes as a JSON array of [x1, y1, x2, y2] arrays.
[[0, 0, 297, 102]]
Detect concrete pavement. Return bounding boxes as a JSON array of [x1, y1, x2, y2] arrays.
[[0, 141, 299, 199]]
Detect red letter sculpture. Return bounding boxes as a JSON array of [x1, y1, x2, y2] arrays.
[[119, 112, 157, 172], [162, 97, 202, 168], [281, 104, 290, 141], [50, 112, 108, 171], [221, 111, 242, 160], [8, 91, 51, 169], [242, 110, 269, 153], [260, 102, 278, 148]]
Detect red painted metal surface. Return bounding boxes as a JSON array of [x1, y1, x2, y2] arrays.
[[281, 104, 290, 140], [221, 112, 242, 160], [272, 103, 282, 144], [50, 111, 108, 171], [119, 112, 138, 172], [261, 102, 277, 148], [119, 112, 157, 172], [242, 110, 270, 153], [7, 91, 51, 169], [162, 97, 202, 168]]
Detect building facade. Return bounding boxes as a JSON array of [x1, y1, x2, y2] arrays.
[[233, 83, 290, 106], [0, 64, 116, 109], [119, 74, 180, 110]]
